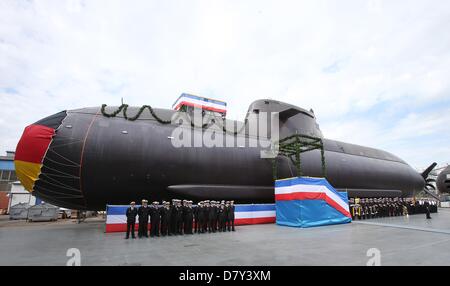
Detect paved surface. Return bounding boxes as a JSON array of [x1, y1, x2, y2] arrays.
[[1, 210, 450, 266]]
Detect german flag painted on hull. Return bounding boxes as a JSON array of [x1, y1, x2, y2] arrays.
[[14, 124, 55, 192]]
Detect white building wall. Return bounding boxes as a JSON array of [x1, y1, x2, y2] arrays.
[[7, 182, 36, 213]]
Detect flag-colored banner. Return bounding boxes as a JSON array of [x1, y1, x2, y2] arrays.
[[275, 177, 351, 228], [105, 204, 275, 233], [172, 93, 227, 114]]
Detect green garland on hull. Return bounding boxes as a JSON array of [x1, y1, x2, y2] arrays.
[[101, 104, 172, 124], [101, 104, 327, 181], [100, 104, 246, 134]]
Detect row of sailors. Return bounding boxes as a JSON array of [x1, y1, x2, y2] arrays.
[[349, 197, 438, 220], [408, 199, 438, 215], [125, 199, 235, 239]]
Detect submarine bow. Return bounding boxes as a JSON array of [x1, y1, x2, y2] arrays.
[[14, 110, 90, 209]]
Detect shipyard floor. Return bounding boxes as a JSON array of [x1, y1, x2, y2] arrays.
[[2, 209, 450, 266]]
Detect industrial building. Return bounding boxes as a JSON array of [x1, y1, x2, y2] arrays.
[[0, 151, 16, 213], [0, 151, 41, 214]]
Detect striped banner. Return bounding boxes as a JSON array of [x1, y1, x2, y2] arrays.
[[172, 93, 227, 114], [234, 204, 276, 225], [275, 177, 351, 218], [105, 204, 275, 233], [275, 177, 352, 228]]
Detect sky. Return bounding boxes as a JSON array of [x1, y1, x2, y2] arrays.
[[1, 0, 450, 170]]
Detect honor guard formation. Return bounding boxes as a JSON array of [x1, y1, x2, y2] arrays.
[[125, 199, 236, 239], [349, 197, 438, 220]]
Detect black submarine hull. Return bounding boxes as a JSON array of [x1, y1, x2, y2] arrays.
[[437, 165, 450, 194], [15, 101, 425, 210]]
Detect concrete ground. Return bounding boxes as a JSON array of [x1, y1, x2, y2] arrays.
[[1, 209, 450, 266]]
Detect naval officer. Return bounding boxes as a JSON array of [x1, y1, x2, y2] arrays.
[[170, 199, 177, 235], [208, 201, 217, 233], [229, 200, 235, 231], [160, 201, 172, 236], [224, 201, 231, 231], [425, 200, 432, 219], [184, 201, 194, 234], [203, 200, 210, 233], [194, 201, 200, 233], [176, 200, 184, 235], [138, 199, 150, 238], [125, 201, 138, 239], [197, 201, 206, 233], [150, 201, 161, 237], [216, 202, 223, 232]]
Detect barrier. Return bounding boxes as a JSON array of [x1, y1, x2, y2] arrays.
[[441, 201, 450, 208], [234, 204, 275, 225], [105, 203, 275, 233], [275, 177, 352, 228]]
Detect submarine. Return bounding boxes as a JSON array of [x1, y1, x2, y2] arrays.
[[14, 95, 426, 210], [437, 165, 450, 194]]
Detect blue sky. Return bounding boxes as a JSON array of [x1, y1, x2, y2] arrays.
[[1, 0, 450, 169]]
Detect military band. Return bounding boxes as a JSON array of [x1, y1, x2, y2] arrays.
[[349, 197, 438, 220], [125, 199, 236, 239]]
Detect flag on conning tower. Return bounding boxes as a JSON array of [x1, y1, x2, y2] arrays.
[[172, 93, 227, 114]]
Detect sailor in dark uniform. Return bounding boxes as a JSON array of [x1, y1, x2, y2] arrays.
[[360, 198, 366, 220], [431, 200, 438, 213], [218, 202, 226, 232], [170, 199, 177, 235], [194, 201, 201, 233], [393, 198, 398, 216], [176, 200, 184, 235], [181, 200, 188, 234], [364, 203, 370, 220], [229, 200, 236, 231], [389, 198, 395, 217], [425, 200, 432, 219], [203, 200, 210, 233], [160, 201, 171, 236], [385, 200, 390, 217], [150, 201, 161, 237], [208, 201, 213, 232], [214, 201, 220, 232], [374, 198, 380, 218], [125, 201, 138, 239], [407, 199, 414, 215], [138, 199, 150, 238], [208, 201, 216, 233], [375, 199, 381, 218], [224, 201, 231, 231], [197, 201, 206, 233], [184, 200, 194, 234], [200, 201, 206, 233], [366, 199, 372, 219], [371, 199, 376, 219], [402, 198, 409, 216]]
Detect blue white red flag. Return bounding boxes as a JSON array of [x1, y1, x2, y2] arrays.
[[275, 177, 352, 227], [172, 93, 227, 114]]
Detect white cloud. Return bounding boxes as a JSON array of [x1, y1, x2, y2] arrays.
[[1, 0, 450, 169]]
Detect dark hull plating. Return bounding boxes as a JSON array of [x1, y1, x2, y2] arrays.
[[437, 165, 450, 194], [30, 105, 425, 210]]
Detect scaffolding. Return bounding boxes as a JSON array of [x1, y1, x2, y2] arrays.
[[272, 134, 326, 180]]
